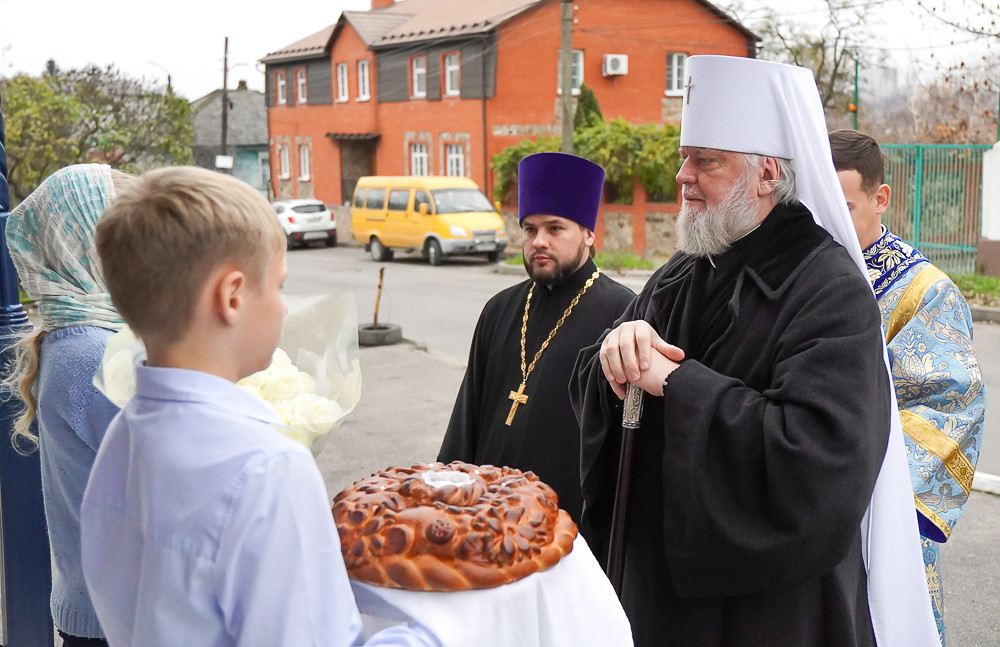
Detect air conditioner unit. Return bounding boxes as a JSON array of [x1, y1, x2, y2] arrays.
[[602, 54, 629, 77]]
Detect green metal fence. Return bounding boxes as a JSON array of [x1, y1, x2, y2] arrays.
[[881, 144, 990, 275]]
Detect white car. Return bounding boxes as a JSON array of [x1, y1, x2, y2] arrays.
[[272, 199, 337, 249]]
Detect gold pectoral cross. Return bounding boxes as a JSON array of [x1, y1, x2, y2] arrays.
[[505, 382, 529, 426]]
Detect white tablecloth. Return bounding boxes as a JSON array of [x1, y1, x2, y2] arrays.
[[351, 534, 633, 647]]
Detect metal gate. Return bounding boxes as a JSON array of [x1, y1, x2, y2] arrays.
[[881, 144, 991, 275]]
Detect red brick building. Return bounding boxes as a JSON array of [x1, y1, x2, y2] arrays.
[[261, 0, 756, 215]]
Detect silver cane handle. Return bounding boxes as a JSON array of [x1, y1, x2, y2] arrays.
[[623, 382, 644, 429]]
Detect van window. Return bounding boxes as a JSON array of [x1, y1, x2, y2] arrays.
[[414, 190, 432, 214], [366, 188, 386, 209], [387, 189, 410, 211], [353, 188, 366, 208], [431, 188, 493, 214]]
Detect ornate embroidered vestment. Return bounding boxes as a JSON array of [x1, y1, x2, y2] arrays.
[[864, 229, 987, 643]]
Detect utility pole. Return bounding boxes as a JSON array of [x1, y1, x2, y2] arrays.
[[558, 0, 573, 154], [852, 49, 860, 131], [222, 36, 229, 161]]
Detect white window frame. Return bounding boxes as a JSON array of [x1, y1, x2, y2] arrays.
[[446, 144, 464, 177], [411, 56, 427, 99], [556, 49, 584, 96], [276, 71, 287, 105], [336, 63, 349, 102], [444, 53, 460, 97], [296, 69, 307, 104], [357, 59, 370, 101], [666, 52, 687, 96], [278, 144, 290, 179], [298, 144, 311, 181], [410, 143, 428, 176]]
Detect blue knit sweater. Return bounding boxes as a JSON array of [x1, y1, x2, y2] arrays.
[[36, 326, 119, 639]]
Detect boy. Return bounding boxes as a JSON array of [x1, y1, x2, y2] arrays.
[[81, 167, 435, 646]]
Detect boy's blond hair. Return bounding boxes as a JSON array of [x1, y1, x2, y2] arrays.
[[96, 166, 285, 344]]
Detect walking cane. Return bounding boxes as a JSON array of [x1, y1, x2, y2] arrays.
[[607, 381, 644, 597]]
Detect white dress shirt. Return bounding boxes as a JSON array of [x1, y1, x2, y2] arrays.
[[82, 365, 435, 647]]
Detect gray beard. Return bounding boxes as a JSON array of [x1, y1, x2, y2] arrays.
[[676, 169, 762, 257]]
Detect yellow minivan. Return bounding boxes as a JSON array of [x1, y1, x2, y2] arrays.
[[350, 176, 508, 265]]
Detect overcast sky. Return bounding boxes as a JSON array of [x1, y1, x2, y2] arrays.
[[0, 0, 989, 101]]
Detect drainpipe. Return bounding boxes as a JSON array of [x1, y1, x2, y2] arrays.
[[481, 34, 490, 196]]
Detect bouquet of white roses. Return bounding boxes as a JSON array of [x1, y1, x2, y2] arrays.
[[94, 292, 362, 454]]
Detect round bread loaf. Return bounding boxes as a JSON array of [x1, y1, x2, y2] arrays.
[[332, 461, 578, 591]]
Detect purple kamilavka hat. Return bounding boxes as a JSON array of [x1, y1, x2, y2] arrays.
[[517, 152, 605, 231]]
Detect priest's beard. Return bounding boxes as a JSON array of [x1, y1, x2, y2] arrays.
[[524, 239, 589, 288], [677, 166, 761, 257]]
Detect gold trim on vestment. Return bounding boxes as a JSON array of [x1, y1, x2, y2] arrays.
[[885, 265, 947, 343], [900, 410, 975, 495], [914, 494, 952, 540]]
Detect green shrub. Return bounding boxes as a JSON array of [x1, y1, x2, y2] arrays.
[[595, 250, 656, 271], [951, 273, 1000, 307]]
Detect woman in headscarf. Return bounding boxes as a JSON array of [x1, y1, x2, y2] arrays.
[[5, 163, 130, 647]]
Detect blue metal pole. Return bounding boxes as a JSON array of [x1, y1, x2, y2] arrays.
[[0, 87, 55, 647]]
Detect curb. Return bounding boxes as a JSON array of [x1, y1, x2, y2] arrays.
[[970, 305, 1000, 323], [973, 472, 1000, 496]]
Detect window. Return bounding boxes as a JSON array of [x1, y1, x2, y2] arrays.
[[276, 71, 287, 105], [357, 60, 370, 100], [337, 63, 349, 101], [298, 145, 311, 180], [278, 144, 290, 179], [410, 143, 428, 176], [387, 189, 410, 211], [415, 190, 431, 213], [443, 53, 460, 96], [366, 188, 386, 209], [411, 56, 427, 98], [666, 52, 687, 95], [557, 50, 584, 95], [446, 144, 464, 177], [296, 69, 307, 104], [353, 188, 366, 208]]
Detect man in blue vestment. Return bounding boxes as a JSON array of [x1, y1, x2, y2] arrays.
[[831, 129, 987, 646]]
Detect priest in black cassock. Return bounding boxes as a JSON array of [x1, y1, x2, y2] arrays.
[[437, 152, 635, 528], [570, 56, 939, 647]]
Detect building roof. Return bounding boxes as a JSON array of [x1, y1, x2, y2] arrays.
[[367, 0, 542, 48], [342, 10, 410, 46], [191, 84, 268, 147], [262, 0, 757, 63], [260, 24, 336, 63]]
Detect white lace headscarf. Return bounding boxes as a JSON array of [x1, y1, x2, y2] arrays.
[[6, 164, 124, 331]]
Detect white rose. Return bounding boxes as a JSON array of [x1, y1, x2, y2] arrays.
[[102, 348, 137, 407], [289, 392, 344, 438], [272, 399, 298, 426], [271, 347, 293, 369], [261, 365, 306, 402], [296, 371, 317, 395], [238, 369, 269, 391]]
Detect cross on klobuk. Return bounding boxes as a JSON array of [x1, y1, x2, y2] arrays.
[[684, 76, 694, 104]]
